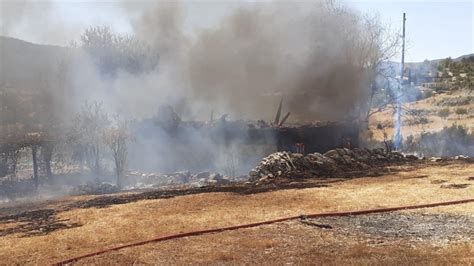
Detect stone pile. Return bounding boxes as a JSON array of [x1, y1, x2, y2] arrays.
[[191, 172, 232, 187], [71, 182, 119, 195], [126, 170, 233, 189], [249, 148, 414, 183]]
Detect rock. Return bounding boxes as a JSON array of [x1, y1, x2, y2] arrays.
[[323, 150, 339, 158], [405, 154, 419, 161], [430, 157, 444, 162], [71, 182, 119, 195], [207, 179, 218, 185], [249, 170, 258, 177], [193, 172, 211, 180], [389, 151, 405, 160], [342, 155, 354, 164]]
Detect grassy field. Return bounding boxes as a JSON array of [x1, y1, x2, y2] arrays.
[[0, 162, 473, 264]]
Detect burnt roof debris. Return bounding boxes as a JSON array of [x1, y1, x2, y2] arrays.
[[273, 98, 283, 126]]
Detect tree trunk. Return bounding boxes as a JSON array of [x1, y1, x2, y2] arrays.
[[0, 155, 7, 178], [115, 158, 123, 189], [94, 146, 101, 183], [42, 144, 53, 182], [116, 169, 122, 189], [32, 146, 39, 190]]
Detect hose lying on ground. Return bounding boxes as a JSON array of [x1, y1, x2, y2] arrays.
[[53, 198, 474, 265]]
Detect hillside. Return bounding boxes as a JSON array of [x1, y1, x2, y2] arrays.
[[387, 53, 474, 70], [370, 89, 474, 140], [0, 36, 71, 89]]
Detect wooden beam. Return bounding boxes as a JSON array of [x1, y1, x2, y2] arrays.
[[278, 112, 291, 127], [273, 98, 283, 125]]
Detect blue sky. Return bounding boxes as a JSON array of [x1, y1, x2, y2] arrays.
[[2, 0, 472, 62], [347, 0, 473, 61]]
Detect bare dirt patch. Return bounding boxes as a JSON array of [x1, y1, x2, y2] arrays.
[[302, 212, 473, 246]]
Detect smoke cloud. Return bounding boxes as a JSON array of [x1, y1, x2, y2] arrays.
[[1, 0, 384, 177], [120, 1, 374, 122], [2, 1, 379, 122], [1, 0, 78, 45]]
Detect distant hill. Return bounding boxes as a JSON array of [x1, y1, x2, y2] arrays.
[[451, 53, 474, 61], [0, 36, 72, 89], [387, 53, 474, 71], [2, 35, 472, 89]]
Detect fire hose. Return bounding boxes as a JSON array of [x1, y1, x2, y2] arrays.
[[53, 198, 474, 265]]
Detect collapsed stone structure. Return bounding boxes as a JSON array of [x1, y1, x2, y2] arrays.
[[249, 148, 416, 183]]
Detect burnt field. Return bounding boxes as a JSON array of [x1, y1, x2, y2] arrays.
[[0, 159, 472, 265], [1, 1, 473, 264]]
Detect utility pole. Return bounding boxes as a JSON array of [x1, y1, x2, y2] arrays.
[[394, 13, 406, 150], [401, 13, 406, 79]]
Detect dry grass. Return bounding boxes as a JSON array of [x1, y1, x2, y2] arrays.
[[0, 163, 473, 264], [78, 222, 473, 265]]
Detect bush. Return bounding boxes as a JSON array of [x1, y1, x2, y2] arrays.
[[455, 107, 468, 116], [422, 90, 433, 99], [403, 124, 474, 156], [438, 108, 450, 119], [406, 116, 430, 126]]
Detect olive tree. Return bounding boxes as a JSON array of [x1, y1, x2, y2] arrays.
[[71, 101, 109, 180], [103, 119, 129, 188]]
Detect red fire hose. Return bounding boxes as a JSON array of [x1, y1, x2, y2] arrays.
[[53, 198, 474, 265]]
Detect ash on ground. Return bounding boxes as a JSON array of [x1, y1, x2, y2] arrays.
[[302, 212, 473, 246]]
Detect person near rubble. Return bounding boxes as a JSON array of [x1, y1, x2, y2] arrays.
[[342, 138, 352, 149], [295, 142, 305, 154]]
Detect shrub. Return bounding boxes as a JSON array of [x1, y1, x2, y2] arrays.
[[422, 90, 433, 99], [406, 116, 430, 126], [438, 108, 450, 119], [455, 107, 468, 117], [403, 124, 474, 157]]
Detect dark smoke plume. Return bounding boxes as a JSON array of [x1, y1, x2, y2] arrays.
[[128, 1, 378, 122]]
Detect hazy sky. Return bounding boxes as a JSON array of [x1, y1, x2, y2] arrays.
[[0, 0, 472, 62]]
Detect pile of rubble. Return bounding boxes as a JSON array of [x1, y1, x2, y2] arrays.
[[191, 172, 234, 187], [70, 182, 119, 195], [249, 148, 417, 183], [126, 170, 236, 189]]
